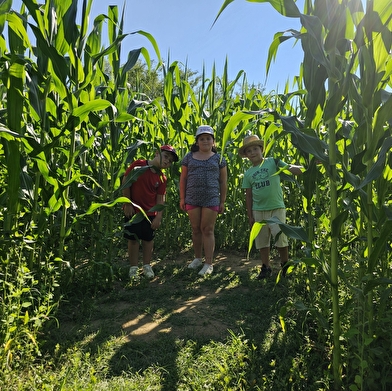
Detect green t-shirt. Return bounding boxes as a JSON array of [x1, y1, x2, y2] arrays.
[[242, 157, 286, 211]]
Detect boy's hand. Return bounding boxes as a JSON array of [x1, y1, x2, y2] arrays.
[[151, 217, 162, 230], [123, 203, 135, 219]]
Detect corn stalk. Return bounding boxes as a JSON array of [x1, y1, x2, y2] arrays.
[[218, 0, 391, 389]]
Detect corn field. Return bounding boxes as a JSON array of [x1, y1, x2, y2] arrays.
[[1, 0, 391, 389]]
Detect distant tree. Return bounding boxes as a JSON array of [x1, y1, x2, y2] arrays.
[[126, 60, 201, 101], [127, 60, 162, 100]]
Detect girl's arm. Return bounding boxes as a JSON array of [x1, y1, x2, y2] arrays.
[[179, 165, 188, 211], [219, 166, 228, 213]]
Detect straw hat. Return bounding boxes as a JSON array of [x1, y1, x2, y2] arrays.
[[239, 134, 264, 157]]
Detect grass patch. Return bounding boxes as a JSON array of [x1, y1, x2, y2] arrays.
[[1, 251, 333, 390]]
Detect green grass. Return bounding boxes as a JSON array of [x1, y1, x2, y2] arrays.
[[1, 250, 332, 391]]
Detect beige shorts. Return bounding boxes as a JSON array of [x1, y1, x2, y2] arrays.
[[253, 208, 288, 249]]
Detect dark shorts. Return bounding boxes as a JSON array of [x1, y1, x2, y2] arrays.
[[124, 215, 156, 242]]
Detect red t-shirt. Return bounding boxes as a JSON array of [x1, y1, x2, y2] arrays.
[[124, 160, 167, 216]]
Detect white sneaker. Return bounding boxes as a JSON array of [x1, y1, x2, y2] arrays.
[[198, 264, 213, 276], [188, 258, 203, 269], [129, 266, 139, 280], [143, 264, 155, 279]]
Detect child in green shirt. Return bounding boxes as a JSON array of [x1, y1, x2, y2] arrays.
[[240, 134, 302, 279]]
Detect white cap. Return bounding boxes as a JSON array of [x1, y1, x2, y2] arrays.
[[195, 125, 214, 138]]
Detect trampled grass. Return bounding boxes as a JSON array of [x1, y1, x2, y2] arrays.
[[1, 250, 332, 391]]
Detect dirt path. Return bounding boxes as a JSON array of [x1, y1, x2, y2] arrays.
[[74, 250, 284, 343], [53, 248, 291, 356]]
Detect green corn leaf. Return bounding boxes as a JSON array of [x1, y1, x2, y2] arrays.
[[222, 111, 254, 157], [300, 14, 330, 71], [363, 277, 392, 296], [125, 211, 150, 226], [213, 0, 235, 27], [34, 156, 58, 188], [365, 95, 392, 162], [6, 12, 31, 49], [79, 197, 130, 217], [86, 14, 104, 56], [358, 137, 392, 190], [247, 221, 266, 256], [249, 0, 300, 17], [280, 116, 329, 164], [367, 219, 392, 273], [46, 193, 63, 215], [279, 305, 287, 333], [121, 49, 142, 74], [117, 166, 150, 192], [0, 125, 23, 140], [90, 34, 128, 64], [265, 216, 310, 242], [331, 210, 349, 239], [266, 29, 301, 76], [0, 0, 12, 34], [72, 99, 116, 122], [148, 204, 166, 212], [131, 30, 161, 66], [115, 113, 138, 123]]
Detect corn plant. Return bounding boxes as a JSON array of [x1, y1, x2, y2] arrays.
[[218, 0, 391, 389], [0, 0, 162, 368], [1, 0, 390, 388]]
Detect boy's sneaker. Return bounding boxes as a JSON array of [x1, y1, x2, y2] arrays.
[[198, 264, 213, 276], [188, 258, 203, 269], [129, 266, 139, 280], [257, 264, 272, 279], [143, 264, 155, 279]]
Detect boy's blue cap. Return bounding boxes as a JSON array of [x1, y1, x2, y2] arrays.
[[161, 145, 179, 162]]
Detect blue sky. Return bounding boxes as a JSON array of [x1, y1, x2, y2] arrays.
[[11, 0, 305, 92]]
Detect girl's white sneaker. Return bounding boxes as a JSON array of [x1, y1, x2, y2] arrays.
[[198, 264, 213, 276], [188, 258, 203, 269]]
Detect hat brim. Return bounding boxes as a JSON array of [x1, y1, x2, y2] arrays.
[[171, 153, 179, 162], [239, 140, 264, 157], [196, 132, 214, 138], [160, 147, 179, 162]]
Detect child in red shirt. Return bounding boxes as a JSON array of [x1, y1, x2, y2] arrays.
[[122, 145, 178, 280]]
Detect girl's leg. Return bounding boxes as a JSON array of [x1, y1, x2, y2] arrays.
[[200, 207, 218, 265], [187, 207, 203, 259]]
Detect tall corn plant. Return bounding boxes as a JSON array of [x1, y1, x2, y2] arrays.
[[0, 0, 161, 368], [218, 0, 391, 389], [1, 0, 161, 265]]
